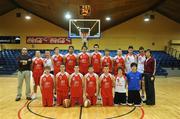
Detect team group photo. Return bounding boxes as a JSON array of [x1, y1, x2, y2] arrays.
[[0, 0, 180, 119]]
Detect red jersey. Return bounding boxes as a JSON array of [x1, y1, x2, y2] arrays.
[[91, 52, 102, 74], [32, 57, 44, 72], [52, 54, 63, 75], [100, 73, 113, 97], [113, 56, 125, 75], [85, 73, 98, 96], [101, 56, 113, 72], [70, 73, 83, 97], [78, 52, 90, 74], [40, 74, 54, 95], [56, 72, 69, 92], [65, 53, 77, 74]]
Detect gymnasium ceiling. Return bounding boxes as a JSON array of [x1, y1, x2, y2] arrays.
[[0, 0, 180, 31]]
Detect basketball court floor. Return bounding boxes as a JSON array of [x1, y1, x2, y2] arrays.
[[0, 76, 179, 119]]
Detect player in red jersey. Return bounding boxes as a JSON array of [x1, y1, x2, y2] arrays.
[[91, 44, 102, 75], [113, 48, 125, 75], [69, 65, 84, 106], [40, 66, 54, 107], [77, 45, 90, 75], [100, 65, 115, 106], [64, 46, 77, 74], [52, 47, 64, 76], [101, 49, 113, 73], [32, 51, 44, 99], [84, 65, 99, 105], [56, 64, 70, 106]]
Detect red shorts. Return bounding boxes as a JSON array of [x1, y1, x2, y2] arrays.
[[87, 95, 97, 105], [41, 92, 53, 107], [33, 70, 43, 85], [71, 97, 83, 107], [56, 91, 68, 105], [102, 96, 113, 106]]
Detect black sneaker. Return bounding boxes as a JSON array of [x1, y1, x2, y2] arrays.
[[26, 97, 32, 100], [15, 97, 21, 101]]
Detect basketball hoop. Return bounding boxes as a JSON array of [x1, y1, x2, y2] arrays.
[[69, 19, 100, 46]]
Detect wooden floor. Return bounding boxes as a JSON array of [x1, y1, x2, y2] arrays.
[[0, 75, 180, 119]]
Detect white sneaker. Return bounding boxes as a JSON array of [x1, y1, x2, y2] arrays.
[[120, 103, 127, 106], [127, 103, 133, 106], [31, 93, 37, 99], [134, 104, 142, 107], [141, 96, 146, 101], [114, 104, 119, 106]]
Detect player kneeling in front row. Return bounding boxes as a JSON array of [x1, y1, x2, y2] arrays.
[[127, 63, 143, 107], [84, 65, 99, 106], [100, 65, 115, 106], [69, 65, 84, 106], [56, 64, 70, 106], [40, 66, 54, 107], [114, 67, 127, 106]]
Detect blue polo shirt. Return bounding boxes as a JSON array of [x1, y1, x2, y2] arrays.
[[127, 71, 142, 90]]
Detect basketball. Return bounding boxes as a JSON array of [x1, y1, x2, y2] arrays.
[[84, 99, 91, 108], [62, 99, 71, 108]]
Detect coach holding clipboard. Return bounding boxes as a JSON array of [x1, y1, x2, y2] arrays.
[[15, 48, 32, 101], [144, 49, 156, 105]]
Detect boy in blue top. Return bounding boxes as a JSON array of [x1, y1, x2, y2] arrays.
[[127, 62, 142, 106]]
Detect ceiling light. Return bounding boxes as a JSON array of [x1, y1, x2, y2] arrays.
[[65, 12, 72, 19], [25, 15, 31, 20], [105, 17, 111, 21], [144, 18, 150, 22], [144, 14, 150, 22]]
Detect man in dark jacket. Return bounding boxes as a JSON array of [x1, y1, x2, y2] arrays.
[[15, 48, 32, 101]]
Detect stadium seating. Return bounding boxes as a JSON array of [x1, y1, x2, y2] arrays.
[[1, 49, 179, 76]]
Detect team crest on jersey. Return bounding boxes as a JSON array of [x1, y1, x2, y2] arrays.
[[67, 56, 70, 60], [93, 55, 96, 58], [61, 80, 65, 84], [54, 57, 57, 61], [59, 75, 62, 79], [43, 77, 46, 81], [116, 59, 119, 63], [87, 77, 90, 81]]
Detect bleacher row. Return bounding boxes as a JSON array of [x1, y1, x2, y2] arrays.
[[0, 49, 180, 75]]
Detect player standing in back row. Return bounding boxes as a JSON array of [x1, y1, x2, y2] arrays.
[[32, 51, 44, 99], [113, 48, 125, 76], [101, 49, 113, 73], [137, 47, 146, 101], [125, 46, 137, 73], [91, 44, 102, 75], [64, 46, 77, 74], [78, 46, 90, 75], [52, 47, 64, 76]]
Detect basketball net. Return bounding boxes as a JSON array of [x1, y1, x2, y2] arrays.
[[80, 31, 90, 47]]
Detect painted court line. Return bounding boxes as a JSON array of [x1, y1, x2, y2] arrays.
[[18, 100, 29, 119], [27, 99, 56, 119]]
